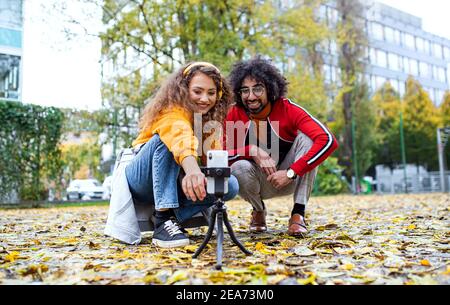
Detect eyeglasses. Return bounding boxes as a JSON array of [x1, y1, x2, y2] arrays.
[[239, 84, 265, 99]]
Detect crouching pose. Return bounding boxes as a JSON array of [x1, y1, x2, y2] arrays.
[[225, 57, 338, 236], [105, 62, 238, 248]]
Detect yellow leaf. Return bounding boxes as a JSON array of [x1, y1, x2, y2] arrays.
[[280, 240, 297, 249], [342, 263, 355, 271], [420, 259, 431, 267], [62, 237, 78, 243], [255, 242, 265, 251], [247, 264, 266, 274], [442, 266, 450, 275], [183, 245, 198, 253], [297, 272, 317, 285], [4, 251, 20, 263], [166, 270, 188, 285], [143, 274, 162, 284], [407, 224, 416, 230]]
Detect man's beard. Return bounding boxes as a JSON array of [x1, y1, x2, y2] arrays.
[[244, 100, 265, 114]]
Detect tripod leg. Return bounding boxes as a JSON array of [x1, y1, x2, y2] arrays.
[[215, 211, 224, 270], [223, 211, 252, 255], [192, 209, 218, 259]]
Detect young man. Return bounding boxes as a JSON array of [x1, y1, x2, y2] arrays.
[[225, 56, 338, 236]]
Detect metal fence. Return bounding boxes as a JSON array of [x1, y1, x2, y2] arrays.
[[375, 165, 450, 194]]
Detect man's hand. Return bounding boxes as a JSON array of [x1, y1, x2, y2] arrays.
[[250, 145, 277, 176], [267, 170, 293, 190]]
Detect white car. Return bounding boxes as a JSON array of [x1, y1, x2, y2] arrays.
[[66, 179, 106, 201], [102, 176, 113, 200]]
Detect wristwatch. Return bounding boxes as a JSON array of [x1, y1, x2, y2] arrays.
[[286, 168, 297, 180]]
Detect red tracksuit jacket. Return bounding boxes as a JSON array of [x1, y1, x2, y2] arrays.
[[223, 98, 339, 177]]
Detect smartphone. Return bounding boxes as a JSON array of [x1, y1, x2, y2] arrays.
[[206, 150, 229, 195]]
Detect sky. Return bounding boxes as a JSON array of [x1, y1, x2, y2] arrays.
[[21, 0, 450, 111]]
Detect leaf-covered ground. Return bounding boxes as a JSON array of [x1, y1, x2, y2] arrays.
[[1, 193, 449, 285]]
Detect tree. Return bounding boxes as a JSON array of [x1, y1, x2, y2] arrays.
[[280, 0, 331, 122], [60, 137, 104, 184], [402, 77, 441, 170], [371, 81, 403, 167], [334, 0, 371, 184], [440, 91, 450, 127]]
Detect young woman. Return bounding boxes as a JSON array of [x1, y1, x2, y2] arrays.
[[105, 62, 239, 248]]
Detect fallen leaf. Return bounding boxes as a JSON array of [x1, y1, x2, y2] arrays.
[[297, 272, 317, 285], [341, 263, 355, 271], [420, 259, 431, 267], [183, 245, 198, 253], [3, 251, 20, 263], [407, 224, 416, 230], [293, 246, 316, 257], [166, 270, 189, 285]]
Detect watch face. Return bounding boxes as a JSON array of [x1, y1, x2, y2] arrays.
[[287, 169, 295, 179]]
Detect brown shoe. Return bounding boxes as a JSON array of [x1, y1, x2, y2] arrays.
[[249, 210, 267, 233], [288, 214, 308, 237]]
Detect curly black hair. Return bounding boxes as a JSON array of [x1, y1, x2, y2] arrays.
[[228, 56, 288, 108]]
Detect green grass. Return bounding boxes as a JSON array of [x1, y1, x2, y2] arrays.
[[0, 200, 109, 210]]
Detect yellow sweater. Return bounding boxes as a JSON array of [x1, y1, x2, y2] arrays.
[[132, 107, 221, 165]]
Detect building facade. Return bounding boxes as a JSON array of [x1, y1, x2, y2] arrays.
[[0, 0, 23, 101], [320, 0, 450, 106]]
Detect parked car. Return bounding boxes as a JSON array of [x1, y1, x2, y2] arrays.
[[66, 179, 106, 201], [102, 176, 113, 200]]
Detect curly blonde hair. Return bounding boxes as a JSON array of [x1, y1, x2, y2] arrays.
[[139, 62, 234, 133]]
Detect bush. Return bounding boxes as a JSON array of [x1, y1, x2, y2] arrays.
[[0, 100, 64, 201], [313, 157, 350, 195]]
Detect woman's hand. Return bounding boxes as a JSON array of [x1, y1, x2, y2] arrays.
[[250, 145, 277, 176], [181, 156, 207, 202]]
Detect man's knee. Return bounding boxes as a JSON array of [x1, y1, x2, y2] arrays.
[[231, 160, 256, 177]]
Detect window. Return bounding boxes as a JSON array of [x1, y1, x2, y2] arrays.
[[331, 66, 337, 82], [376, 76, 386, 88], [329, 40, 337, 54], [385, 26, 394, 43], [424, 40, 431, 55], [419, 61, 430, 78], [409, 59, 419, 76], [394, 30, 402, 45], [327, 8, 338, 27], [399, 81, 406, 97], [12, 66, 18, 90], [438, 67, 446, 82], [404, 33, 415, 49], [318, 5, 327, 21], [444, 46, 450, 60], [436, 90, 445, 104], [369, 47, 375, 63], [416, 37, 425, 53], [388, 53, 399, 71], [377, 49, 388, 68], [371, 22, 384, 41], [433, 43, 443, 59], [390, 79, 399, 92], [403, 57, 410, 74], [324, 64, 332, 82], [370, 75, 376, 92]]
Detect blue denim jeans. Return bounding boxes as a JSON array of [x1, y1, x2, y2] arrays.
[[125, 135, 239, 223]]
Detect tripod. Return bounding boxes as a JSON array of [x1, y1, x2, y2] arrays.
[[193, 168, 252, 270]]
